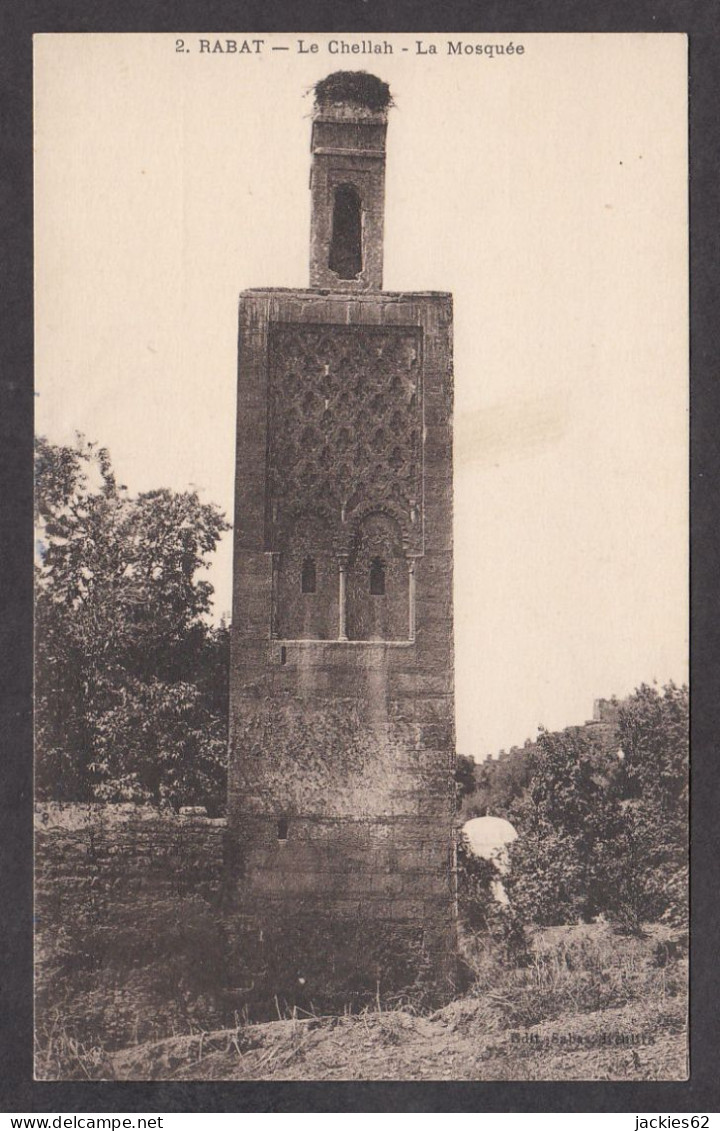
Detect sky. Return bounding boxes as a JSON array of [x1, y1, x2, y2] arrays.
[[34, 33, 688, 759]]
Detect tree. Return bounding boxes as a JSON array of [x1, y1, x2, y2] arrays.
[[469, 741, 537, 819], [505, 728, 628, 925], [35, 436, 231, 810], [454, 753, 478, 805], [89, 676, 227, 811], [502, 685, 688, 930], [613, 683, 688, 927]]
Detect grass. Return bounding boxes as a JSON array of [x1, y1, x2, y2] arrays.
[[35, 1009, 114, 1081], [460, 920, 686, 1029]]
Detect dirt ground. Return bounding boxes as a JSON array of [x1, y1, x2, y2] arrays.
[[109, 995, 686, 1082]]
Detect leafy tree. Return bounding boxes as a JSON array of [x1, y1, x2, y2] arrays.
[[454, 753, 478, 805], [613, 683, 688, 927], [505, 728, 628, 925], [468, 741, 537, 820], [502, 685, 688, 929], [89, 676, 227, 812], [35, 435, 231, 810]]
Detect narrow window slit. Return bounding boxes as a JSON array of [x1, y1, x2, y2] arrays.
[[280, 646, 287, 664], [329, 184, 362, 279], [277, 818, 289, 841], [370, 557, 386, 596], [301, 557, 316, 594]]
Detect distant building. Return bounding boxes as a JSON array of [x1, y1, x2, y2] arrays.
[[551, 698, 625, 760]]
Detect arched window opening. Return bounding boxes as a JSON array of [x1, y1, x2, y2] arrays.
[[277, 818, 289, 841], [301, 557, 317, 594], [346, 514, 407, 641], [370, 557, 386, 596], [329, 184, 362, 279]]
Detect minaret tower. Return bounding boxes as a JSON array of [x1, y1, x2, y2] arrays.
[[308, 71, 388, 290], [228, 73, 457, 1008]]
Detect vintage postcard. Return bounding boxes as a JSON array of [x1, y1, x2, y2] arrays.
[[33, 32, 688, 1081]]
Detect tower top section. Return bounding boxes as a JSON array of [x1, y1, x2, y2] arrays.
[[309, 72, 392, 292]]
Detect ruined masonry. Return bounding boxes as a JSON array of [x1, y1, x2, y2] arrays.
[[228, 73, 457, 998]]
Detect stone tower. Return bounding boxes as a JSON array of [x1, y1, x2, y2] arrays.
[[228, 72, 456, 1006]]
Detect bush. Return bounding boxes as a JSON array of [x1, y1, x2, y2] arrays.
[[456, 833, 501, 931], [461, 923, 686, 1031]]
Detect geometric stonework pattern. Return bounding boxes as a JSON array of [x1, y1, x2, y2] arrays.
[[266, 324, 424, 554]]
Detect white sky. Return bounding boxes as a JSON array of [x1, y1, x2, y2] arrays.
[[34, 33, 688, 759]]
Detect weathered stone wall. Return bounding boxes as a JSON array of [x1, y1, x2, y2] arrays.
[[35, 804, 225, 905], [34, 804, 229, 1049], [35, 804, 226, 977], [229, 288, 457, 999]]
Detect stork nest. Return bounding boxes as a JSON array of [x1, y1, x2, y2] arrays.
[[313, 71, 393, 111]]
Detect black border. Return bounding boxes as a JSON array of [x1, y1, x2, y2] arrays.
[[3, 0, 719, 1113]]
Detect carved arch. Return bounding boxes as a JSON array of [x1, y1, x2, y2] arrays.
[[346, 512, 409, 641], [347, 500, 411, 550], [275, 511, 337, 639]]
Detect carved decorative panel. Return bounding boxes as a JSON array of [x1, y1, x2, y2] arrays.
[[267, 324, 423, 551]]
